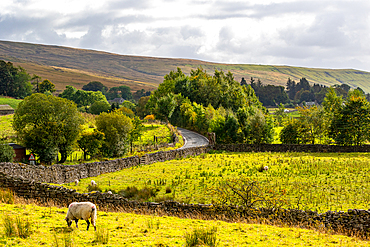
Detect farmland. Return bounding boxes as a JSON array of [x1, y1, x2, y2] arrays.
[[0, 202, 368, 246], [65, 152, 370, 213]]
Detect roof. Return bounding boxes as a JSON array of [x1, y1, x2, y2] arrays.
[[8, 143, 25, 149]]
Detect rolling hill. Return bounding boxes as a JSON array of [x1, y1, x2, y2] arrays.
[[1, 40, 370, 93]]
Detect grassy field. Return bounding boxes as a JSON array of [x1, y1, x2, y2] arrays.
[[0, 202, 368, 246], [2, 40, 370, 92], [0, 97, 22, 109], [64, 152, 370, 213]]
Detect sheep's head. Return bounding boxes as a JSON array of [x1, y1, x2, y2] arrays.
[[65, 217, 72, 227]]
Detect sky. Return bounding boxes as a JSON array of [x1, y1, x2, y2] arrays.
[[1, 0, 370, 72]]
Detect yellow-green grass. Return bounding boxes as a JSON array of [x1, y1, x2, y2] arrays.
[[0, 203, 368, 246], [65, 152, 370, 213], [134, 123, 172, 146], [0, 114, 15, 138], [0, 97, 22, 109]]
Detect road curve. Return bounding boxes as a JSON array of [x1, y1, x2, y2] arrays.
[[177, 127, 209, 149]]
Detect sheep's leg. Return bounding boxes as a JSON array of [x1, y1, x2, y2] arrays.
[[86, 220, 90, 231], [75, 219, 79, 228]]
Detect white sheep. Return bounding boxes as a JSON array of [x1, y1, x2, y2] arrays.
[[65, 202, 97, 231], [91, 180, 97, 186], [263, 166, 269, 171], [107, 191, 112, 194], [75, 179, 79, 186]]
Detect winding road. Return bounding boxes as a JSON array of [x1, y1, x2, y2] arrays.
[[177, 127, 209, 149]]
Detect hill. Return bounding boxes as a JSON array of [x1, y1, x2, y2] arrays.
[[1, 40, 370, 93]]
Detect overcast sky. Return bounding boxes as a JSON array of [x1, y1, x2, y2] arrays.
[[1, 0, 370, 71]]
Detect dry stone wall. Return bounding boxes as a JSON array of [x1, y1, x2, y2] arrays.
[[0, 146, 210, 184]]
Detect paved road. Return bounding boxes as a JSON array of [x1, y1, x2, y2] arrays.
[[177, 127, 209, 149]]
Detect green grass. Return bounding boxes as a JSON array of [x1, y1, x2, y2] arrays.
[[0, 97, 22, 109], [0, 202, 368, 246], [64, 152, 370, 213], [0, 114, 15, 138]]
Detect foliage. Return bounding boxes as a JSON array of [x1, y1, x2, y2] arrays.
[[0, 140, 15, 162], [118, 186, 158, 201], [147, 68, 274, 144], [136, 96, 151, 118], [0, 60, 32, 99], [128, 117, 144, 153], [250, 77, 289, 106], [39, 79, 56, 93], [82, 81, 108, 92], [59, 85, 109, 109], [89, 100, 110, 115], [77, 130, 104, 160], [297, 105, 328, 144], [105, 85, 132, 100], [95, 110, 133, 157], [13, 94, 84, 164]]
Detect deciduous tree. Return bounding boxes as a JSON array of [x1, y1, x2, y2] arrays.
[[13, 94, 84, 164]]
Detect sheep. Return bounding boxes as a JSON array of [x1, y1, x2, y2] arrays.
[[65, 202, 97, 231], [91, 180, 97, 186], [75, 179, 79, 186], [107, 191, 112, 194], [263, 166, 269, 171]]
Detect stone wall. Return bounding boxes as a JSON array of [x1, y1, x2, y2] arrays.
[[213, 143, 370, 153], [0, 146, 210, 184], [0, 172, 369, 237]]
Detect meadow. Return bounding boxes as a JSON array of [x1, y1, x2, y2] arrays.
[[0, 97, 22, 109], [65, 152, 370, 213], [0, 202, 368, 246]]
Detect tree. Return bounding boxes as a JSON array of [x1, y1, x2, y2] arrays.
[[82, 81, 107, 92], [297, 106, 328, 144], [31, 74, 42, 93], [0, 141, 15, 162], [0, 60, 32, 99], [39, 79, 56, 93], [329, 90, 370, 145], [155, 93, 177, 122], [77, 130, 104, 160], [280, 118, 310, 144], [128, 117, 144, 153], [13, 94, 84, 164], [96, 110, 133, 157], [89, 100, 111, 115]]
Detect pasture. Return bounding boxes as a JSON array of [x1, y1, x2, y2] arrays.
[[0, 202, 368, 246], [65, 152, 370, 213]]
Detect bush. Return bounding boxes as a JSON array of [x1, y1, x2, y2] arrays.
[[0, 141, 15, 162], [87, 184, 102, 192], [118, 186, 157, 201], [184, 227, 218, 247], [0, 188, 14, 204]]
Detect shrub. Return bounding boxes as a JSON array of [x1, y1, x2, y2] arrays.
[[184, 227, 218, 247], [2, 214, 32, 239], [87, 184, 102, 192], [0, 141, 15, 162], [3, 214, 16, 237], [0, 188, 14, 204], [118, 186, 157, 201]]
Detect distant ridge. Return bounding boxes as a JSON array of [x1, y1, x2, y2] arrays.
[[1, 40, 370, 93]]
